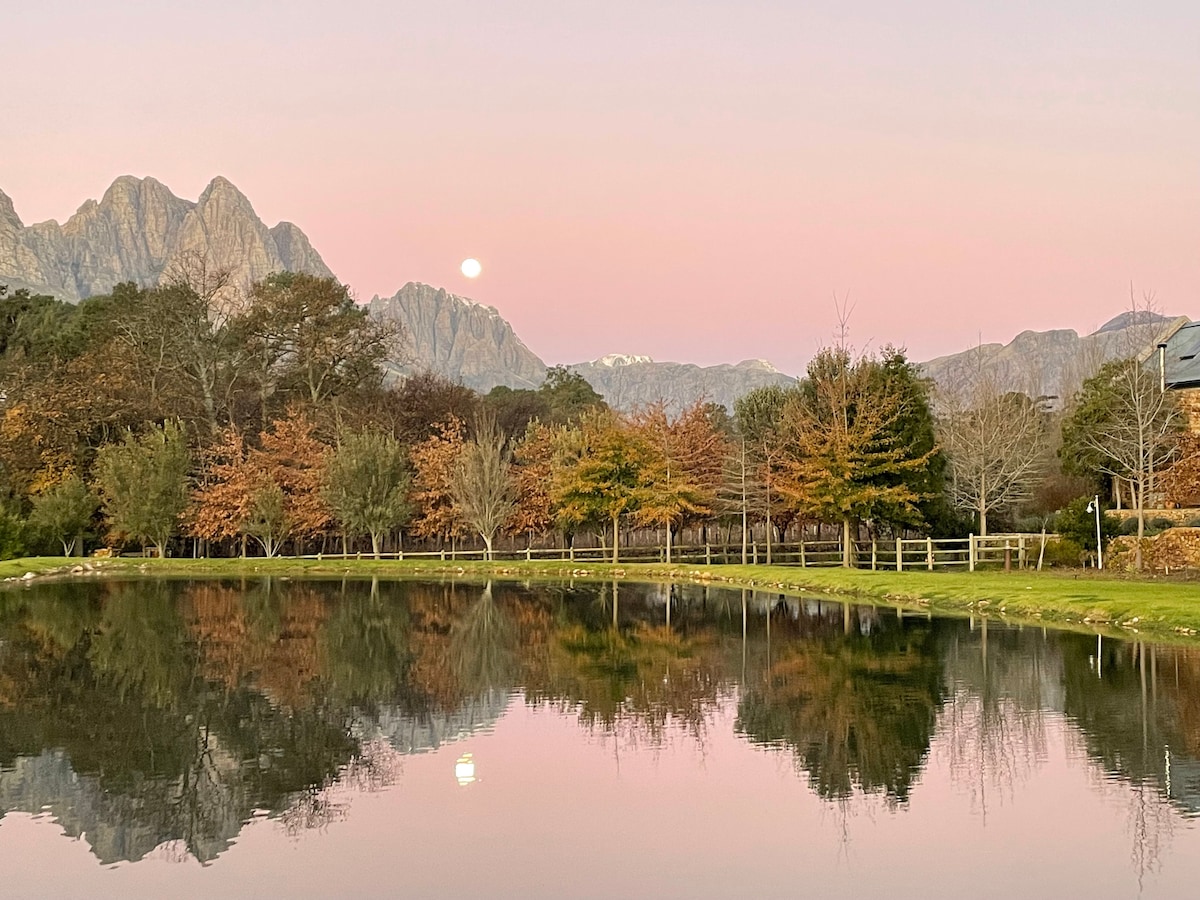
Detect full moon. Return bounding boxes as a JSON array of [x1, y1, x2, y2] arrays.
[[461, 258, 482, 278]]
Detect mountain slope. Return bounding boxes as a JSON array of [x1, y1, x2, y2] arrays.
[[0, 176, 333, 301], [568, 355, 795, 414], [920, 312, 1185, 401], [368, 283, 548, 392]]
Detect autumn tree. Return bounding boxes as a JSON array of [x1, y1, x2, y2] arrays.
[[631, 401, 726, 562], [383, 372, 479, 445], [552, 409, 652, 562], [450, 415, 516, 560], [508, 421, 558, 543], [778, 348, 934, 567], [410, 417, 468, 545], [188, 427, 258, 551], [0, 286, 158, 497], [324, 428, 413, 558], [95, 420, 191, 557], [189, 412, 332, 557], [28, 473, 98, 556], [255, 411, 334, 550]]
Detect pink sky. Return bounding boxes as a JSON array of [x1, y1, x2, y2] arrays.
[[3, 1, 1198, 374]]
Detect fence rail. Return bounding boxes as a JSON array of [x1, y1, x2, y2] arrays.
[[294, 532, 1052, 571]]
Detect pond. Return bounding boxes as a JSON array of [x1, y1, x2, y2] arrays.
[[0, 576, 1198, 898]]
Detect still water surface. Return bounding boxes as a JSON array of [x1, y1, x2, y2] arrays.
[[1, 577, 1199, 898]]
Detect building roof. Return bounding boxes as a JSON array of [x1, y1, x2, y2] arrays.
[[1162, 320, 1200, 390]]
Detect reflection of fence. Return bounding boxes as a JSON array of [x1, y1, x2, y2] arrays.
[[299, 533, 1050, 571]]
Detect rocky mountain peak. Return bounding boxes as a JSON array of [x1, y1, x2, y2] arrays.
[[0, 176, 332, 302], [0, 188, 21, 232], [368, 282, 547, 392], [1094, 310, 1170, 335], [596, 353, 654, 367]]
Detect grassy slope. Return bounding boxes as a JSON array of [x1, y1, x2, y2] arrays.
[[3, 556, 1198, 640]]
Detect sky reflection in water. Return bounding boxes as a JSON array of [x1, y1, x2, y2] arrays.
[[0, 577, 1198, 898]]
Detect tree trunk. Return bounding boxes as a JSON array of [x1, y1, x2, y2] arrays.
[[371, 531, 381, 560], [484, 534, 493, 561], [1135, 480, 1145, 571], [979, 475, 989, 537], [666, 524, 673, 564], [842, 517, 855, 568], [612, 514, 620, 563]]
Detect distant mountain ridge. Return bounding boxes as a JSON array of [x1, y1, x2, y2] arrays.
[[568, 355, 794, 414], [0, 175, 333, 301], [920, 312, 1184, 402], [368, 283, 796, 410]]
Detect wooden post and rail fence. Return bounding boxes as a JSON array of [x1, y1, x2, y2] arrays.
[[296, 532, 1051, 572]]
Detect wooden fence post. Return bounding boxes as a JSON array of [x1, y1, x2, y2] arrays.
[[799, 540, 807, 568], [896, 538, 903, 572], [752, 542, 759, 565], [1018, 535, 1026, 570], [968, 534, 976, 572], [705, 543, 712, 565], [927, 537, 934, 571], [871, 540, 877, 571]]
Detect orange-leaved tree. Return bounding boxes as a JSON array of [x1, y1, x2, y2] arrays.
[[778, 348, 933, 568], [631, 401, 727, 562], [188, 410, 332, 557], [410, 416, 468, 546]]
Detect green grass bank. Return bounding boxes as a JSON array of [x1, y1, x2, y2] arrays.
[[4, 556, 1199, 641]]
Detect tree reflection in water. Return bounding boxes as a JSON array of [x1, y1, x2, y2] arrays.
[[735, 600, 943, 806], [935, 618, 1054, 820], [3, 578, 1200, 868]]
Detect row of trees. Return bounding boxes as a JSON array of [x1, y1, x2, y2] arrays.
[[1, 272, 1194, 567]]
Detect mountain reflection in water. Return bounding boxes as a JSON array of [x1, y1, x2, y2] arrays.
[[0, 576, 1199, 885]]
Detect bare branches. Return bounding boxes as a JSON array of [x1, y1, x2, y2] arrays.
[[450, 414, 516, 560], [937, 347, 1049, 536]]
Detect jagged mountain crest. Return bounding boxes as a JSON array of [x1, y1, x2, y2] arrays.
[[368, 282, 548, 392], [0, 175, 333, 302], [920, 314, 1188, 402]]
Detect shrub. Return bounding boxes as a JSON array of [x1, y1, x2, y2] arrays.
[[0, 509, 30, 560], [1119, 517, 1141, 536], [1148, 517, 1176, 534], [1185, 517, 1200, 528], [1042, 537, 1086, 568], [1055, 497, 1121, 552]]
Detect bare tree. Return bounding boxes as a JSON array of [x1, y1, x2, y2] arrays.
[[450, 415, 516, 560], [937, 350, 1049, 536], [1062, 290, 1182, 569], [1071, 359, 1178, 569]]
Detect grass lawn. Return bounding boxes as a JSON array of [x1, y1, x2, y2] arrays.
[[4, 555, 1199, 641]]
